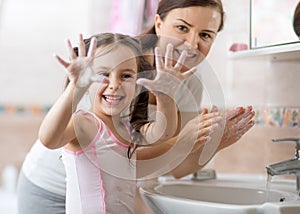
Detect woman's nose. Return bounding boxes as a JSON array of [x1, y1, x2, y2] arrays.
[[184, 33, 199, 49]]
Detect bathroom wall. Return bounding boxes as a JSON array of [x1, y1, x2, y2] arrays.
[[0, 0, 113, 183], [206, 0, 300, 176], [0, 0, 299, 185]]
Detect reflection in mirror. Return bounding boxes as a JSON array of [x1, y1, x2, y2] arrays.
[[293, 1, 300, 39], [251, 0, 300, 49]]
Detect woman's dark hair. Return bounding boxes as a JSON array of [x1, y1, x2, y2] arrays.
[[138, 0, 225, 51], [72, 33, 154, 159], [293, 2, 300, 37]]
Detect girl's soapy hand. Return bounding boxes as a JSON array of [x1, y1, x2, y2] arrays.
[[54, 34, 104, 88], [136, 44, 196, 99]]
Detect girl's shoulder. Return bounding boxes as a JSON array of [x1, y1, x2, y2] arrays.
[[74, 109, 102, 132]]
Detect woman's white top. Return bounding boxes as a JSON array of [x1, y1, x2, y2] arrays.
[[21, 139, 66, 196]]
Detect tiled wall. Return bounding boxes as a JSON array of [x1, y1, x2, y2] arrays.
[[207, 1, 300, 176]]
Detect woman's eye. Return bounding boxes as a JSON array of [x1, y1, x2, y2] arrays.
[[176, 25, 188, 32], [199, 32, 212, 40]]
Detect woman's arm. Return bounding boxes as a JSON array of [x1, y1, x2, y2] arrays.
[[137, 109, 222, 160], [136, 106, 254, 179], [170, 106, 255, 178]]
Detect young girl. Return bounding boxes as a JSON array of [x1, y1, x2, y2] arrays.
[[39, 33, 213, 213]]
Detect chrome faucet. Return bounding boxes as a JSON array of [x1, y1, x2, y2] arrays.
[[192, 168, 217, 181], [266, 138, 300, 195]]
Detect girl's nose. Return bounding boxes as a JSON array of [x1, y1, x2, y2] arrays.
[[108, 76, 121, 91]]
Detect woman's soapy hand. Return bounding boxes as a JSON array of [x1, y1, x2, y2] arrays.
[[136, 44, 196, 100], [54, 34, 105, 88], [216, 106, 255, 151], [177, 108, 223, 152]]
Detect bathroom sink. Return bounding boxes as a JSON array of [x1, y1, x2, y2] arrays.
[[139, 178, 300, 214]]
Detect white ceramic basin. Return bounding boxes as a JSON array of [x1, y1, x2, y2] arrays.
[[140, 178, 300, 214]]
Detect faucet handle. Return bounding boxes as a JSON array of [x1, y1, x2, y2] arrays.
[[272, 138, 300, 159]]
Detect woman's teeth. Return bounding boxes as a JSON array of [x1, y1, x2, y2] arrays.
[[176, 49, 197, 59]]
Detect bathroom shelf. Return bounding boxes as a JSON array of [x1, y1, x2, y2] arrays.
[[227, 42, 300, 61]]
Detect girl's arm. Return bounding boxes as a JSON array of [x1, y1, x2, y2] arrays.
[[39, 35, 98, 149], [39, 82, 83, 149], [137, 44, 196, 144]]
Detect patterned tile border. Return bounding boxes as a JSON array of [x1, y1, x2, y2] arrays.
[[254, 106, 300, 128], [1, 104, 300, 128], [0, 104, 51, 115]]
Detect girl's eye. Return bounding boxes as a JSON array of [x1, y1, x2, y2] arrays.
[[176, 25, 188, 32], [122, 74, 133, 79], [97, 72, 109, 77]]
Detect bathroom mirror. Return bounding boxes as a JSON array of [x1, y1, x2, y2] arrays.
[[250, 0, 300, 49]]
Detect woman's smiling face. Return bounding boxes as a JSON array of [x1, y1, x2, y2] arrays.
[[89, 44, 138, 117], [155, 6, 221, 69]]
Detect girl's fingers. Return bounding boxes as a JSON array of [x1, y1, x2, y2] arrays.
[[54, 54, 69, 68], [66, 39, 77, 60], [164, 43, 173, 68], [78, 34, 86, 57], [174, 50, 187, 71], [181, 66, 197, 79], [154, 47, 164, 70], [87, 37, 97, 57]]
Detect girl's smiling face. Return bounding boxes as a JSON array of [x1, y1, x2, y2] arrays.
[[155, 6, 221, 69], [89, 44, 138, 117]]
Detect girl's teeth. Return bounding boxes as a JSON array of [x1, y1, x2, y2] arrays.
[[105, 96, 120, 100]]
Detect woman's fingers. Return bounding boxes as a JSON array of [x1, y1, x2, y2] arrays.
[[226, 107, 245, 121]]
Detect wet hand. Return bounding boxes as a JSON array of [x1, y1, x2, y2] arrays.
[[54, 34, 104, 88], [178, 108, 223, 152], [136, 44, 196, 99], [218, 106, 255, 151]]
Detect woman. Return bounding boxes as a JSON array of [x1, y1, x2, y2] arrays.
[[17, 0, 254, 213], [137, 0, 254, 178]]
